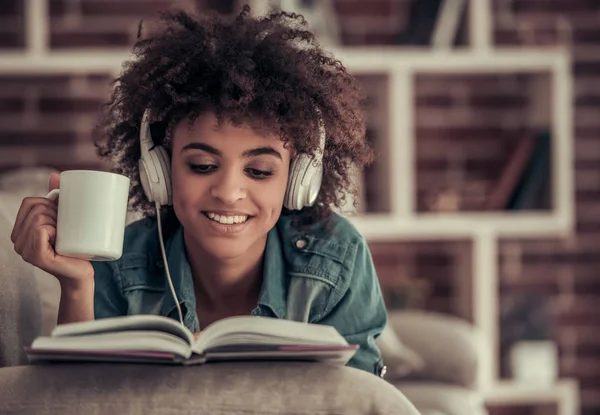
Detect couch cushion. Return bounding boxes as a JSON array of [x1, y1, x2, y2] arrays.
[[395, 382, 488, 415], [387, 311, 482, 387], [0, 199, 43, 367], [0, 190, 61, 337], [376, 322, 424, 378], [0, 362, 422, 415], [0, 167, 57, 199], [0, 168, 63, 336]]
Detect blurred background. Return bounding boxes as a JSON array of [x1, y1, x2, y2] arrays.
[[0, 0, 598, 414]]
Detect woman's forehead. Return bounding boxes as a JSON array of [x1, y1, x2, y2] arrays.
[[172, 112, 288, 151]]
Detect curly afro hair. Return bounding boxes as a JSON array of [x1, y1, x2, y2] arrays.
[[94, 4, 374, 226]]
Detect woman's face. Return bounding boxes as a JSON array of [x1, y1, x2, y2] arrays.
[[170, 112, 291, 260]]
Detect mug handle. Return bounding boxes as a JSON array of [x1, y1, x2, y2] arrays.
[[46, 189, 60, 201]]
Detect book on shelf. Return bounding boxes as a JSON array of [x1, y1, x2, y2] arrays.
[[26, 314, 358, 366], [485, 129, 551, 211], [485, 134, 537, 210], [431, 0, 469, 48], [506, 130, 551, 210], [396, 0, 443, 45]]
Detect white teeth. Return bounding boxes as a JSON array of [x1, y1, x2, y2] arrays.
[[206, 212, 248, 225]]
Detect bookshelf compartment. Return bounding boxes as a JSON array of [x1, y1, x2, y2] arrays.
[[415, 72, 554, 214], [353, 74, 394, 214], [369, 239, 473, 321]]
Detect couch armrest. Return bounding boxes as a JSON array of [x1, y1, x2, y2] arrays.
[[0, 362, 422, 415], [388, 311, 484, 388], [0, 224, 43, 367]]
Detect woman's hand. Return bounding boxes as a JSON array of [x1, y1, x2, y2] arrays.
[[10, 172, 95, 287]]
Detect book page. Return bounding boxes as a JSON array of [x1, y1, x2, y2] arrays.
[[192, 316, 348, 354], [51, 315, 195, 345], [31, 331, 193, 359]]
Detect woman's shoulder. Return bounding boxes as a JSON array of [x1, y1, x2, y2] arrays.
[[276, 210, 370, 282], [277, 210, 365, 247]]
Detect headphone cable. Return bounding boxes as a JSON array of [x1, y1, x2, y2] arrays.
[[155, 201, 184, 327]]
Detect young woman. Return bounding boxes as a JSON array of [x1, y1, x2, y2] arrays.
[[11, 5, 387, 376]]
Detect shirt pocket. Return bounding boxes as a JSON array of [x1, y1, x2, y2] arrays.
[[118, 253, 165, 315], [287, 236, 350, 284]]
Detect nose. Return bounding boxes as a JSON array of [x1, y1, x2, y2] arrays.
[[210, 169, 246, 205]]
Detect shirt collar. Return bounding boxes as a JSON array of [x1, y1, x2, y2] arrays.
[[257, 225, 288, 319], [160, 226, 198, 330]]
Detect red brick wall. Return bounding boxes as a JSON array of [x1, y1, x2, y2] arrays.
[[1, 1, 599, 413], [492, 2, 600, 413]]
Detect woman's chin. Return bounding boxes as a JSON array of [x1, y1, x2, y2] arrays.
[[197, 240, 254, 260]]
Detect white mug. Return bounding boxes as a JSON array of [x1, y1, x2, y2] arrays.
[[46, 170, 130, 261]]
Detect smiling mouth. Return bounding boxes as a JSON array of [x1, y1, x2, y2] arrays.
[[203, 212, 251, 225]]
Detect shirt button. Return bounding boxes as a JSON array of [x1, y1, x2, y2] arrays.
[[295, 239, 307, 249]]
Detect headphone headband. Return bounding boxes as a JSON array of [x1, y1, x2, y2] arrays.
[[313, 107, 326, 162], [139, 109, 154, 155]]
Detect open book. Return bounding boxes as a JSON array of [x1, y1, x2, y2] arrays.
[[26, 315, 358, 366]]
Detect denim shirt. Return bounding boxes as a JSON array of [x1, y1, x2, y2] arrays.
[[91, 211, 387, 376]]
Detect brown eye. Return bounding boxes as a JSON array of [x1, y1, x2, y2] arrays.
[[246, 168, 272, 179], [189, 164, 217, 174]]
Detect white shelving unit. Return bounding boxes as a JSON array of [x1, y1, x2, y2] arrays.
[[337, 7, 575, 403], [336, 3, 577, 413], [484, 380, 580, 415], [0, 0, 578, 412]]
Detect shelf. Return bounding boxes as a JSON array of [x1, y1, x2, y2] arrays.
[[483, 379, 580, 415], [0, 51, 132, 74], [0, 47, 570, 75], [349, 215, 472, 240], [348, 212, 573, 240], [337, 47, 570, 73], [484, 379, 578, 403]]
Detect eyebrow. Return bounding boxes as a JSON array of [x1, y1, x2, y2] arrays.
[[181, 142, 282, 160]]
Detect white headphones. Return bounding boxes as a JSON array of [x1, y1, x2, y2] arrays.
[[138, 110, 173, 207], [138, 109, 326, 211]]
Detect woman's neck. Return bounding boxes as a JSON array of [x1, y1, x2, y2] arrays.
[[183, 232, 266, 314]]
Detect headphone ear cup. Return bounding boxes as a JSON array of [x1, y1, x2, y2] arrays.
[[139, 158, 153, 202], [139, 145, 172, 206], [284, 157, 301, 210], [285, 153, 322, 211], [304, 163, 323, 206], [154, 146, 172, 206]]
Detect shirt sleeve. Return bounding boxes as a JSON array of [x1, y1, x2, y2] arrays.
[[316, 236, 388, 376], [91, 260, 128, 319]]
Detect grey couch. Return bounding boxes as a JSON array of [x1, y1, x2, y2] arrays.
[[0, 362, 417, 415], [0, 168, 488, 415], [0, 194, 420, 415]]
